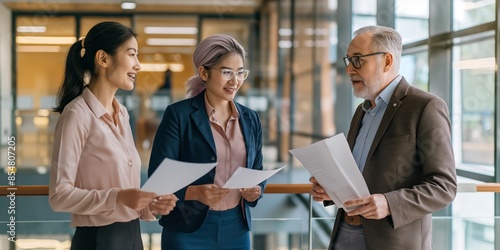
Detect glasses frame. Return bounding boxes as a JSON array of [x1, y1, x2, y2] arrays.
[[205, 66, 250, 81], [343, 52, 387, 69]]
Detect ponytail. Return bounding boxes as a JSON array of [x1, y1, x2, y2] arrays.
[[185, 75, 206, 98], [53, 39, 87, 113], [53, 21, 136, 113]]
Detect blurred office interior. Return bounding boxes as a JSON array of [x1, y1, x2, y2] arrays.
[[0, 0, 499, 249]]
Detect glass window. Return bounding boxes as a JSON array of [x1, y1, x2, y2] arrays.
[[133, 16, 198, 165], [293, 0, 315, 145], [395, 0, 429, 43], [329, 22, 338, 64], [352, 0, 376, 31], [452, 34, 495, 174], [453, 176, 494, 249], [350, 0, 376, 112], [15, 16, 75, 167], [400, 50, 429, 91], [453, 0, 496, 31]]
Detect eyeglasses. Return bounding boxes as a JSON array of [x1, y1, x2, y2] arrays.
[[343, 52, 387, 69], [206, 67, 250, 81]]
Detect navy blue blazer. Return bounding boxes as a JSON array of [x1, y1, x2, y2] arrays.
[[148, 90, 265, 233]]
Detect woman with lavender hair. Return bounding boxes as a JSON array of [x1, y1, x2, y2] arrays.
[[148, 34, 265, 250]]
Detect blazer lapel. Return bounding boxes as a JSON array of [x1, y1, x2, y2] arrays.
[[365, 78, 410, 162], [235, 103, 253, 169], [190, 91, 217, 154]]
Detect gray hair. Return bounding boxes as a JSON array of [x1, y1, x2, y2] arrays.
[[353, 25, 402, 71]]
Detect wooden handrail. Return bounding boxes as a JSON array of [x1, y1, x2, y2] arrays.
[[1, 185, 49, 196], [264, 184, 313, 194], [2, 183, 500, 196], [476, 183, 500, 192]]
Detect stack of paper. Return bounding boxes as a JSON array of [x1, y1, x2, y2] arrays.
[[289, 133, 370, 211]]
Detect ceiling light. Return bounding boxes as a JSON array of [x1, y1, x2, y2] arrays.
[[140, 63, 184, 72], [144, 27, 198, 35], [279, 28, 293, 36], [17, 45, 62, 53], [121, 1, 136, 10], [17, 26, 46, 33], [16, 36, 77, 45], [146, 38, 197, 46]]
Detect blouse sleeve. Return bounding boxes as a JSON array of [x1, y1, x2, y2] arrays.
[[48, 105, 119, 215]]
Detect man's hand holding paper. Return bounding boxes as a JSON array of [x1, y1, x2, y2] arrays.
[[309, 176, 332, 202], [289, 133, 370, 212], [343, 194, 391, 220]]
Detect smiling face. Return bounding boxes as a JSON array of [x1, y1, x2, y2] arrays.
[[104, 37, 141, 91], [201, 53, 245, 104], [346, 32, 390, 102]]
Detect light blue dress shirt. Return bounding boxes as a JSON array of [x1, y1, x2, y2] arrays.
[[352, 75, 402, 172]]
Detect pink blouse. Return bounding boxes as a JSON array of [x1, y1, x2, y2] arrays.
[[49, 88, 154, 227], [204, 96, 247, 211]]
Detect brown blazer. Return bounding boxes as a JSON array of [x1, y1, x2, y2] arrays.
[[329, 77, 457, 250]]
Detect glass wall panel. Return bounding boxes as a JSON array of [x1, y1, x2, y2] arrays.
[[352, 0, 376, 31], [452, 35, 495, 174], [293, 0, 315, 144], [15, 16, 75, 168], [400, 50, 429, 91], [349, 0, 377, 114], [276, 0, 293, 162], [453, 176, 494, 249], [133, 16, 198, 165], [287, 0, 336, 163], [260, 1, 280, 163], [395, 0, 429, 43], [453, 0, 496, 31], [316, 0, 336, 137]]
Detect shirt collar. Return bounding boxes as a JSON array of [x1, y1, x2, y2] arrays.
[[81, 87, 121, 118], [204, 93, 240, 119]]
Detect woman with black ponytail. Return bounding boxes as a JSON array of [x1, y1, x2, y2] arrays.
[[49, 21, 178, 250]]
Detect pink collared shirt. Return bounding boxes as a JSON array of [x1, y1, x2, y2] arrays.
[[204, 95, 247, 211], [49, 88, 154, 227]]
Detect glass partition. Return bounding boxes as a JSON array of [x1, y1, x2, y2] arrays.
[[453, 0, 496, 31], [395, 0, 429, 44], [452, 34, 495, 174], [15, 16, 75, 168], [3, 212, 500, 249], [0, 217, 306, 250], [401, 49, 429, 91], [352, 0, 376, 31]]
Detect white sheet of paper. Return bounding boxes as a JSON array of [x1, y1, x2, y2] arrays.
[[141, 158, 216, 195], [289, 133, 370, 212], [222, 165, 286, 189]]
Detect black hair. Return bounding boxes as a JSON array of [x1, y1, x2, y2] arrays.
[[53, 21, 137, 113]]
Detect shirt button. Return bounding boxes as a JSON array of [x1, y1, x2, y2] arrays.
[[128, 160, 132, 166], [211, 156, 216, 161]]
